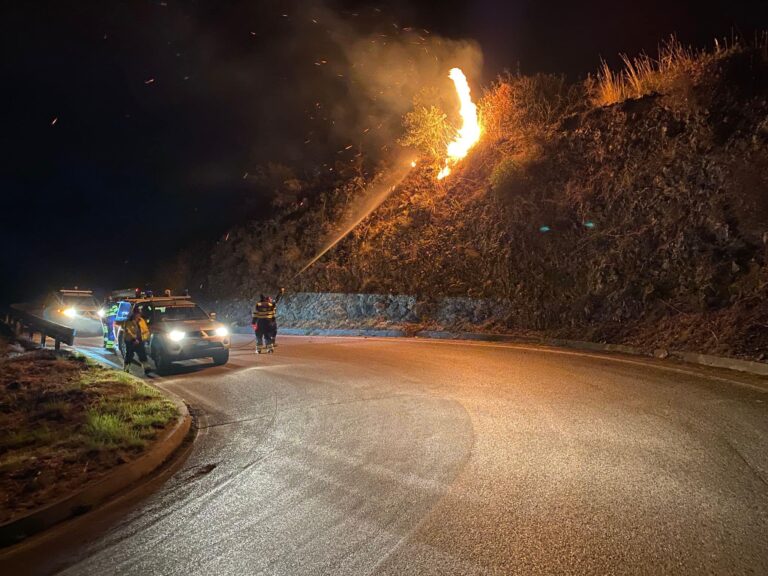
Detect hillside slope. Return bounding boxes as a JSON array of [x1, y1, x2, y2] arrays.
[[181, 45, 768, 359]]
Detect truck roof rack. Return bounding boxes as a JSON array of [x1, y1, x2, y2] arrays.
[[59, 289, 93, 296], [122, 295, 193, 303], [111, 288, 192, 300]]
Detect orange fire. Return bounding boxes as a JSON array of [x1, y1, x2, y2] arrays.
[[437, 67, 481, 180]]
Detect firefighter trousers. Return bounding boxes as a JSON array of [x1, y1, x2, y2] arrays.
[[125, 340, 148, 366], [255, 319, 277, 351], [102, 317, 116, 348]]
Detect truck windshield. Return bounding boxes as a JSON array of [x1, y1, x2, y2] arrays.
[[62, 295, 99, 308], [147, 305, 209, 322]]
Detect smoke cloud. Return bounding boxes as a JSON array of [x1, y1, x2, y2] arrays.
[[313, 1, 483, 157], [173, 1, 483, 184]]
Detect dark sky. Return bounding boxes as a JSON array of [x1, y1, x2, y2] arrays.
[[1, 0, 765, 303]]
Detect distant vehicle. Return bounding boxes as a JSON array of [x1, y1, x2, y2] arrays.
[[42, 288, 102, 335], [113, 290, 230, 372]]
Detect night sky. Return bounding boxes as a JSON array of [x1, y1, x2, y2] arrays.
[[2, 1, 765, 303]]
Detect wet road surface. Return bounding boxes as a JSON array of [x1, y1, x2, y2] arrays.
[[2, 335, 767, 575]]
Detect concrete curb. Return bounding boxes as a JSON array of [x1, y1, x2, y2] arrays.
[[274, 327, 768, 378], [0, 390, 191, 548], [281, 327, 408, 338], [231, 326, 408, 338], [420, 330, 768, 377], [666, 350, 768, 377], [414, 330, 540, 344]]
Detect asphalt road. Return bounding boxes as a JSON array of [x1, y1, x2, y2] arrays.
[[4, 335, 768, 575]]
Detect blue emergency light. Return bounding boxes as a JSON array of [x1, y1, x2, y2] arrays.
[[115, 301, 132, 322]]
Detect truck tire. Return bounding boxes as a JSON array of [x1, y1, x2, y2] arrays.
[[212, 350, 229, 366]]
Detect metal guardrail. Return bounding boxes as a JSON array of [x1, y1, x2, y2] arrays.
[[2, 305, 76, 350]]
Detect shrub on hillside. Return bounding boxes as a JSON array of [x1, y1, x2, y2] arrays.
[[586, 36, 762, 106], [479, 73, 585, 147], [398, 105, 452, 163], [489, 157, 523, 193]]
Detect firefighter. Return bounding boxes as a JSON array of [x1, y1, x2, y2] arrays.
[[101, 297, 119, 351], [123, 306, 151, 374], [252, 288, 285, 354]]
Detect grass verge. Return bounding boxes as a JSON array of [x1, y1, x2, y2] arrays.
[[0, 336, 178, 524]]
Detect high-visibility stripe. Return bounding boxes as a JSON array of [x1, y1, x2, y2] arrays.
[[253, 303, 276, 320], [253, 312, 276, 319]]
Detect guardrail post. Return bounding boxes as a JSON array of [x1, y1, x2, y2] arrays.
[[4, 307, 75, 350]]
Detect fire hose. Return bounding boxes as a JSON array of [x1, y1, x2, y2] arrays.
[[229, 337, 256, 349]]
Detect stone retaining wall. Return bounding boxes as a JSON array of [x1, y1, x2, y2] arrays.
[[202, 292, 507, 330]]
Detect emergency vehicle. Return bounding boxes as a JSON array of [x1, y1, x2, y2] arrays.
[[42, 288, 102, 335], [113, 289, 230, 371]]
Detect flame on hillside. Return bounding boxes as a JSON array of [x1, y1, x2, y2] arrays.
[[437, 68, 481, 180]]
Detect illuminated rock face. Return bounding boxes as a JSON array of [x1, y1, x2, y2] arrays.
[[200, 293, 507, 330]]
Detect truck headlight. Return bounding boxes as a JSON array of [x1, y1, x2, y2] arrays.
[[168, 330, 185, 342], [97, 308, 105, 318], [63, 307, 77, 318], [215, 327, 229, 337]]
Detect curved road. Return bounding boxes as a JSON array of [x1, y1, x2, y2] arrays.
[[4, 335, 768, 575]]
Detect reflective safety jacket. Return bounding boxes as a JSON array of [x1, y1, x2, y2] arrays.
[[252, 301, 276, 321], [124, 317, 150, 343], [106, 303, 119, 318], [252, 291, 283, 322]]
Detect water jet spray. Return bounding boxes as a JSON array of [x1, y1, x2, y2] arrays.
[[294, 156, 416, 278]]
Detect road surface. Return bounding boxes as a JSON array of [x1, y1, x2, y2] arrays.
[[2, 335, 767, 575]]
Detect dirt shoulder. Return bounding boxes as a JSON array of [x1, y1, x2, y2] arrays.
[[0, 330, 178, 525]]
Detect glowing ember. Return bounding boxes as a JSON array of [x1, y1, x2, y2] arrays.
[[437, 67, 481, 180]]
